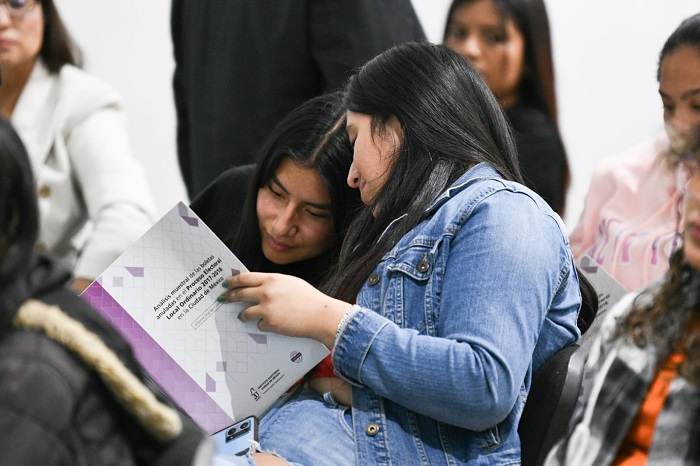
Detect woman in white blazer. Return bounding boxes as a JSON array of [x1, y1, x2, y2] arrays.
[[0, 0, 156, 292]]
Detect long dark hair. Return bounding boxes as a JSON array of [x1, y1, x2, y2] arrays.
[[657, 13, 700, 81], [39, 0, 83, 72], [230, 91, 360, 286], [443, 0, 570, 215], [618, 249, 700, 386], [323, 42, 520, 301], [0, 117, 39, 331]]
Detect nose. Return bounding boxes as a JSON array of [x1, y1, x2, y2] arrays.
[[670, 108, 700, 138], [271, 204, 298, 237], [0, 6, 13, 26], [347, 162, 360, 189], [457, 36, 481, 62]]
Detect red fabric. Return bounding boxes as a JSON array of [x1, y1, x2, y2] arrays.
[[286, 354, 337, 394], [308, 354, 337, 379]]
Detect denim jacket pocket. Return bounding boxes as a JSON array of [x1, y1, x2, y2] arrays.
[[384, 243, 440, 335]]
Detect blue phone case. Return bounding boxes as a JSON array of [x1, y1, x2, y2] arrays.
[[211, 415, 259, 457]]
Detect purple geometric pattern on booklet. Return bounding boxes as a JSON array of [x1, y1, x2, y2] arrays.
[[206, 374, 216, 392], [82, 281, 234, 432], [579, 255, 598, 274], [125, 266, 145, 278], [178, 202, 200, 227], [248, 333, 268, 345]]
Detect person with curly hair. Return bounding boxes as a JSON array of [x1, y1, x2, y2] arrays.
[[569, 13, 700, 293], [545, 140, 700, 465]]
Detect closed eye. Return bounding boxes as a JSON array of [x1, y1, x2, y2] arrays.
[[267, 183, 285, 199], [306, 209, 330, 219]]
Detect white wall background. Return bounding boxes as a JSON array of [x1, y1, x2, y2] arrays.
[[57, 0, 700, 229]]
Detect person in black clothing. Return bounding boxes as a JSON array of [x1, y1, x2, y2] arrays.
[[190, 91, 361, 287], [172, 0, 426, 199], [444, 0, 570, 216], [0, 116, 216, 464]]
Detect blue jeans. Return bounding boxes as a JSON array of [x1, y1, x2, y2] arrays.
[[259, 388, 355, 465], [214, 388, 355, 466]]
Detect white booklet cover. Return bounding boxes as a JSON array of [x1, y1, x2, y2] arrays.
[[576, 254, 628, 318], [575, 254, 629, 353], [83, 202, 330, 434]]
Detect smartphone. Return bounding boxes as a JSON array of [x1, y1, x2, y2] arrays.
[[211, 415, 259, 457]]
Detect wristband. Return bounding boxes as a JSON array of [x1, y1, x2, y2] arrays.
[[335, 306, 356, 339]]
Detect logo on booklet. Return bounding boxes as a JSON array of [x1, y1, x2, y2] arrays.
[[290, 351, 303, 363]]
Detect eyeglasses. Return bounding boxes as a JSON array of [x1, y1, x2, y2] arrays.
[[0, 0, 38, 18]]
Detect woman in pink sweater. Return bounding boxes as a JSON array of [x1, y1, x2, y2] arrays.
[[570, 14, 700, 292]]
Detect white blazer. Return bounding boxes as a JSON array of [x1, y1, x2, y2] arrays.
[[11, 61, 156, 280]]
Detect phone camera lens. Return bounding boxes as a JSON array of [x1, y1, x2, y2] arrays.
[[239, 422, 249, 430]]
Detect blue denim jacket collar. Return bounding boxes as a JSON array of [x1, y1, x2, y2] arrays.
[[379, 162, 500, 242], [425, 162, 499, 214]]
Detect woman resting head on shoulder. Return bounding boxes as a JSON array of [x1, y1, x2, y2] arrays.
[[218, 42, 588, 466], [192, 91, 360, 287], [545, 134, 700, 466], [443, 0, 570, 216], [0, 0, 156, 293]]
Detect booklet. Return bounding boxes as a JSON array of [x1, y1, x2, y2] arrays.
[[575, 254, 629, 351], [576, 254, 628, 317], [82, 202, 330, 434]]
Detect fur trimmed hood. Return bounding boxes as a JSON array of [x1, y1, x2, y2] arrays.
[[14, 299, 182, 442]]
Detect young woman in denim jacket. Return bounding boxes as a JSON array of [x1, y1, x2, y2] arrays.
[[219, 42, 585, 466]]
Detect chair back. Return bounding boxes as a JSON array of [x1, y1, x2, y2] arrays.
[[519, 343, 585, 466]]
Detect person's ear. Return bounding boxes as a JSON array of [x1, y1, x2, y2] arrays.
[[386, 116, 404, 153]]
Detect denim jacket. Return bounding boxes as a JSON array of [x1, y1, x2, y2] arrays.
[[332, 163, 582, 465]]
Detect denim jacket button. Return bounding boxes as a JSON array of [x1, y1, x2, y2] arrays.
[[367, 274, 380, 285], [365, 423, 380, 436], [416, 258, 430, 273]]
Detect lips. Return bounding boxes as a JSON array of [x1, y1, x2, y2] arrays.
[[356, 179, 372, 203], [266, 234, 292, 252]]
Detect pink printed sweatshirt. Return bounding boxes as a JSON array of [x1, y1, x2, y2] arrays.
[[569, 134, 684, 292]]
